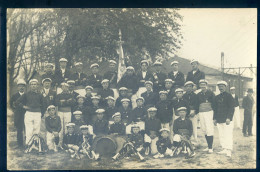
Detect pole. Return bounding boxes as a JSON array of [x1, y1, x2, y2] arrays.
[[238, 67, 241, 98], [221, 52, 224, 80]]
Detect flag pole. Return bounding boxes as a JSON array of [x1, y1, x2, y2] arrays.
[[117, 29, 126, 83]]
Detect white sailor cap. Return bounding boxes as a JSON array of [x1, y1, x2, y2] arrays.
[[90, 63, 99, 68], [96, 109, 105, 113], [230, 87, 235, 90], [171, 61, 179, 66], [61, 82, 69, 87], [42, 78, 52, 84], [67, 80, 75, 84], [144, 81, 153, 86], [76, 95, 85, 99], [126, 66, 135, 71], [106, 96, 115, 101], [140, 60, 149, 65], [109, 60, 117, 64], [91, 96, 100, 100], [199, 79, 208, 85], [121, 98, 130, 103], [165, 79, 173, 83], [159, 90, 168, 95], [147, 107, 157, 112], [59, 58, 68, 62], [184, 81, 195, 87], [175, 88, 184, 93], [73, 111, 82, 115], [46, 63, 54, 67], [131, 124, 140, 129], [177, 107, 187, 112], [75, 62, 83, 66], [85, 85, 94, 90], [66, 122, 75, 128], [112, 112, 121, 118], [17, 79, 26, 85], [136, 97, 144, 102], [159, 128, 170, 133], [190, 59, 199, 64], [101, 79, 110, 84], [47, 105, 56, 111], [217, 81, 228, 87], [119, 87, 128, 91], [153, 61, 162, 66], [29, 79, 38, 85], [80, 125, 89, 130]]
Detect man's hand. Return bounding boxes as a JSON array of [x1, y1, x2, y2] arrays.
[[213, 120, 217, 126], [226, 118, 230, 125], [60, 100, 66, 103], [23, 106, 30, 110]]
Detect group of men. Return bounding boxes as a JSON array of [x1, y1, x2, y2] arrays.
[[10, 57, 255, 159]]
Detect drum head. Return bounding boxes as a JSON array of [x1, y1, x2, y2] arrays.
[[95, 137, 117, 156]]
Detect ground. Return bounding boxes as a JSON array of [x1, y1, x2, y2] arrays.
[[7, 108, 256, 170]]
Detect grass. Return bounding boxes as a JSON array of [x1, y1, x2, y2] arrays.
[[7, 108, 256, 170]]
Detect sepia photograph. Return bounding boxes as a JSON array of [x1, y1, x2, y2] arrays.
[[6, 8, 257, 170]]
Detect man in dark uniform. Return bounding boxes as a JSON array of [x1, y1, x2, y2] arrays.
[[172, 88, 190, 120], [118, 66, 139, 95], [164, 79, 176, 100], [97, 79, 114, 107], [186, 59, 205, 89], [103, 60, 118, 89], [41, 63, 55, 88], [87, 63, 103, 91], [40, 78, 56, 112], [214, 81, 235, 157], [168, 61, 185, 88], [152, 61, 167, 92], [70, 62, 87, 88], [84, 86, 94, 107], [130, 97, 147, 122], [136, 60, 154, 88], [85, 96, 101, 124], [67, 80, 79, 100], [141, 81, 158, 109], [105, 96, 118, 121], [118, 98, 132, 124], [109, 112, 126, 136], [115, 87, 132, 109], [242, 88, 255, 137], [54, 58, 71, 86], [10, 79, 27, 148], [93, 109, 109, 136]]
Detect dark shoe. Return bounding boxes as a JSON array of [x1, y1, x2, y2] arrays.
[[248, 134, 253, 136], [243, 133, 248, 137]]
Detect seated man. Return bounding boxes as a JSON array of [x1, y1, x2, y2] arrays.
[[153, 128, 173, 158]]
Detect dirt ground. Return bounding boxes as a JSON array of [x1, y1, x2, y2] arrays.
[[7, 108, 256, 170]]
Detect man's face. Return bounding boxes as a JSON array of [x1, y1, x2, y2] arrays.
[[17, 84, 26, 92], [136, 100, 144, 107], [60, 61, 67, 69], [230, 89, 235, 94], [200, 83, 207, 91], [48, 108, 56, 116], [172, 64, 178, 71], [248, 92, 253, 96], [81, 129, 89, 135], [149, 131, 157, 139], [120, 90, 127, 97], [109, 63, 116, 71], [122, 101, 129, 109], [97, 113, 104, 120], [30, 82, 38, 91], [179, 110, 187, 119], [62, 85, 69, 92], [92, 99, 99, 106], [127, 90, 133, 97], [159, 94, 167, 100], [102, 82, 109, 89], [126, 69, 134, 76], [67, 127, 74, 134], [145, 84, 152, 91], [107, 99, 115, 107], [132, 127, 140, 134], [161, 131, 169, 138], [185, 85, 193, 92], [91, 67, 99, 74], [165, 82, 172, 89], [68, 83, 75, 91], [77, 98, 84, 105], [218, 85, 226, 93], [85, 89, 92, 96], [141, 63, 148, 71], [191, 62, 198, 70], [45, 65, 53, 73], [43, 81, 51, 89], [76, 65, 83, 72], [114, 116, 121, 123], [155, 65, 161, 72], [176, 92, 183, 99], [74, 115, 81, 120], [149, 111, 156, 118]]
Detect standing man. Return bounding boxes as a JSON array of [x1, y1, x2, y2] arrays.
[[71, 62, 87, 88], [67, 80, 79, 100], [41, 63, 55, 88], [136, 60, 153, 89], [41, 78, 56, 112], [103, 60, 118, 89], [54, 58, 71, 86], [168, 61, 185, 89], [152, 61, 167, 92], [230, 87, 241, 129], [242, 88, 255, 137], [197, 79, 215, 153], [88, 63, 103, 91], [214, 81, 235, 157], [98, 79, 114, 107], [10, 79, 27, 148], [16, 79, 45, 146], [186, 59, 205, 89]]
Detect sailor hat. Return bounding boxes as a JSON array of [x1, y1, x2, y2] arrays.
[[96, 109, 105, 113], [217, 81, 228, 87], [73, 111, 82, 115], [171, 61, 179, 66], [42, 78, 52, 84], [29, 79, 38, 85], [175, 88, 184, 93], [59, 58, 68, 62], [112, 112, 121, 118], [90, 63, 99, 68]]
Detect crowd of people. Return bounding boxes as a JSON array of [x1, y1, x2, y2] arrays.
[[9, 57, 255, 161]]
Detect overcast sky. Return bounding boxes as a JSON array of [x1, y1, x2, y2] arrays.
[[176, 8, 257, 70]]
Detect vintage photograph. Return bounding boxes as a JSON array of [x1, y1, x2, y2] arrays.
[[7, 8, 257, 170]]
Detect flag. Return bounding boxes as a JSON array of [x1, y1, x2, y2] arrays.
[[117, 29, 126, 83]]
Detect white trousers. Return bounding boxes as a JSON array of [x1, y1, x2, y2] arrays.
[[217, 122, 234, 150], [24, 111, 42, 144], [58, 111, 72, 144], [233, 106, 241, 129], [199, 111, 214, 136], [46, 132, 57, 150], [190, 114, 199, 144]]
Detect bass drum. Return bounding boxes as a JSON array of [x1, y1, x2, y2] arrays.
[[93, 135, 126, 157]]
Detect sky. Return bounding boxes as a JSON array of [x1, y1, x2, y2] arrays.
[[176, 8, 257, 71]]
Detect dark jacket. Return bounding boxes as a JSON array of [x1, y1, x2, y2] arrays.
[[84, 105, 101, 125], [41, 72, 55, 87], [197, 90, 216, 111], [10, 92, 26, 128], [172, 97, 190, 116], [97, 88, 114, 107], [156, 137, 172, 154], [87, 74, 103, 90], [118, 74, 139, 94], [105, 106, 118, 121], [145, 117, 161, 135], [73, 118, 86, 134], [119, 106, 132, 124], [242, 95, 254, 113], [128, 133, 144, 148], [45, 115, 62, 133], [103, 71, 118, 88], [70, 72, 87, 87], [93, 119, 109, 135], [109, 122, 126, 135], [186, 69, 205, 88], [231, 94, 239, 107], [115, 95, 132, 109], [84, 95, 93, 107], [173, 117, 193, 137], [54, 68, 71, 86], [40, 88, 56, 111], [63, 133, 80, 149], [141, 91, 159, 108], [168, 71, 185, 88], [183, 91, 199, 114], [136, 70, 154, 88], [55, 91, 76, 112], [152, 71, 167, 91], [213, 91, 235, 123], [164, 87, 176, 100], [156, 100, 173, 123], [130, 106, 147, 122]]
